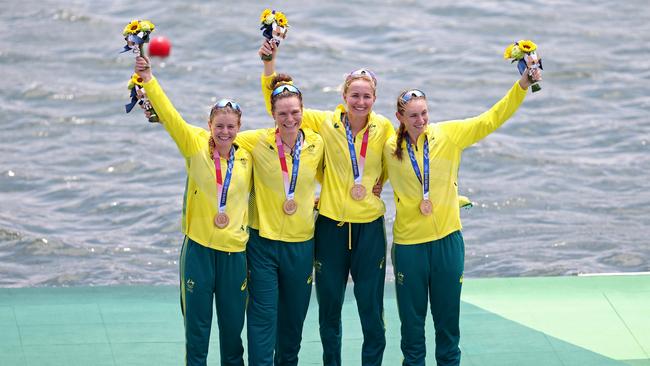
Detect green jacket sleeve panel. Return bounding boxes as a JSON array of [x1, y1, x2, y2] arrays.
[[439, 81, 527, 150], [143, 77, 205, 157]]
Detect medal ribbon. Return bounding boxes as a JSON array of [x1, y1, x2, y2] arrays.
[[343, 114, 369, 185], [275, 129, 303, 200], [214, 146, 235, 213], [405, 134, 429, 200]]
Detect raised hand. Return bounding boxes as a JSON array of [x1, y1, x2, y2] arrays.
[[258, 39, 277, 62], [518, 66, 542, 90], [135, 55, 153, 82]]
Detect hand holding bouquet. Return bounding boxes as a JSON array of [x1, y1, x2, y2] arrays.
[[125, 72, 159, 123], [504, 40, 543, 92], [259, 9, 289, 61], [121, 20, 159, 122]]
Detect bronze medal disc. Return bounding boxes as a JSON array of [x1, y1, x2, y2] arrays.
[[283, 199, 298, 215], [350, 184, 367, 201], [419, 199, 433, 216], [214, 213, 230, 228]]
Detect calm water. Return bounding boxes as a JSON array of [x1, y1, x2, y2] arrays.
[[1, 0, 649, 286]]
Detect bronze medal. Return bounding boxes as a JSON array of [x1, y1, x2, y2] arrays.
[[214, 213, 230, 228], [350, 184, 366, 201], [419, 199, 433, 216], [283, 199, 298, 215]]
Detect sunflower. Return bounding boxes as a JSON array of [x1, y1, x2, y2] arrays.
[[123, 20, 141, 35], [130, 73, 144, 88], [139, 20, 155, 33], [503, 44, 514, 59], [275, 12, 288, 27], [260, 9, 273, 23], [518, 40, 537, 53]]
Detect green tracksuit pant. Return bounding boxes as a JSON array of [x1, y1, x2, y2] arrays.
[[314, 215, 387, 366], [246, 229, 314, 366], [179, 236, 247, 366], [392, 230, 465, 366]]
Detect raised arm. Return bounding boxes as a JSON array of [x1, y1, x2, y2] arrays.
[[440, 68, 541, 149], [135, 56, 205, 157], [258, 40, 330, 132]]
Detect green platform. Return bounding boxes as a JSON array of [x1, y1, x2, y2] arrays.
[[1, 274, 648, 365]]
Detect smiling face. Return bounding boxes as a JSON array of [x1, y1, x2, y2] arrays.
[[272, 96, 303, 135], [396, 98, 428, 141], [343, 79, 376, 120], [209, 111, 240, 152]]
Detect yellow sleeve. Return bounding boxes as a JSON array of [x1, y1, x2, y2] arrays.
[[143, 77, 205, 157], [315, 146, 325, 184], [380, 115, 397, 140], [234, 129, 262, 153], [440, 81, 527, 149], [302, 108, 330, 133], [261, 72, 275, 117], [380, 115, 395, 185]]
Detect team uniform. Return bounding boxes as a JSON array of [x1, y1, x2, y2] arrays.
[[144, 77, 253, 366], [262, 73, 395, 366], [235, 128, 324, 366], [384, 81, 527, 366]]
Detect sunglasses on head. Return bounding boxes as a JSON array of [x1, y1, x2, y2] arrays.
[[213, 99, 241, 112], [271, 84, 301, 97], [346, 68, 377, 85], [400, 89, 426, 103]]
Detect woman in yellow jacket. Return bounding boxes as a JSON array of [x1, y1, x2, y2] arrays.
[[235, 74, 324, 366], [260, 41, 393, 366], [135, 57, 252, 366], [383, 67, 542, 366]]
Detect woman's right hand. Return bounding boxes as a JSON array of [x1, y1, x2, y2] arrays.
[[258, 39, 277, 61], [135, 56, 153, 82]]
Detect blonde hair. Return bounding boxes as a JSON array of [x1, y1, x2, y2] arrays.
[[343, 74, 377, 96]]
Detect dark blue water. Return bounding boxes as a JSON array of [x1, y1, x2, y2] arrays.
[[1, 0, 649, 286]]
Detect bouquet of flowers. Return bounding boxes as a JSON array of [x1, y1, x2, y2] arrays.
[[259, 9, 289, 61], [120, 19, 155, 56], [504, 40, 543, 93], [125, 73, 158, 122], [120, 19, 159, 122]]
